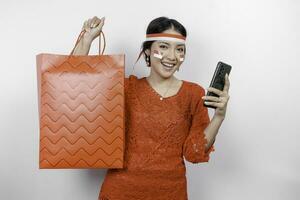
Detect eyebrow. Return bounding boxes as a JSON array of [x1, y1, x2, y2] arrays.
[[158, 41, 185, 47]]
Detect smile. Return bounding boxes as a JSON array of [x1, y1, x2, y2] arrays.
[[161, 62, 176, 68]]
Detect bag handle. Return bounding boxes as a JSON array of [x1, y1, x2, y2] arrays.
[[70, 29, 106, 55]]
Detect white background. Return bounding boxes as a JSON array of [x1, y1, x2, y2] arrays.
[[0, 0, 299, 199]]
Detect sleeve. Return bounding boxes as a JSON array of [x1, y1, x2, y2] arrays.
[[183, 83, 216, 163]]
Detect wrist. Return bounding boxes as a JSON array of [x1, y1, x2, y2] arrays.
[[81, 36, 93, 46], [72, 37, 92, 55], [213, 114, 225, 121]]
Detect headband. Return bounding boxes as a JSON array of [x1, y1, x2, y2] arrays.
[[145, 33, 186, 44]]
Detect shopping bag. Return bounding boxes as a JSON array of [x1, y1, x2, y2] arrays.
[[36, 29, 125, 169]]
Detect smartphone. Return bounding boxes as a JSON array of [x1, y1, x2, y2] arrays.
[[203, 61, 232, 109]]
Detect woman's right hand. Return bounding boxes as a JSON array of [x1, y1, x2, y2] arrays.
[[81, 16, 105, 43], [72, 16, 105, 55]]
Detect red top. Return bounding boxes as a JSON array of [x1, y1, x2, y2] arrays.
[[98, 75, 215, 200]]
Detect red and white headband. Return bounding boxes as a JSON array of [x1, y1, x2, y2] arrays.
[[145, 33, 186, 44]]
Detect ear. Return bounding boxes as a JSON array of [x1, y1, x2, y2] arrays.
[[144, 49, 150, 57]]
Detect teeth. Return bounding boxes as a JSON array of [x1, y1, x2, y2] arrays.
[[162, 62, 175, 67]]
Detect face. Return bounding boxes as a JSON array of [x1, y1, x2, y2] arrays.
[[145, 28, 186, 79]]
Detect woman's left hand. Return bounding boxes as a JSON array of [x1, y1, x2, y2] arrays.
[[202, 73, 230, 119]]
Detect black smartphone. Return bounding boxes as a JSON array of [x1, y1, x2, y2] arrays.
[[203, 61, 232, 109]]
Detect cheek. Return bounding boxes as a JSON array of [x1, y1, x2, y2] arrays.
[[152, 49, 164, 59], [151, 57, 162, 68], [179, 56, 184, 62], [151, 50, 163, 64]]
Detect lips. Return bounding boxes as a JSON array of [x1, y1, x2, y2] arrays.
[[161, 61, 176, 68]]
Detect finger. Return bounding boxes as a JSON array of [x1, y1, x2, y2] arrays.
[[87, 18, 92, 28], [91, 16, 98, 28], [95, 17, 105, 30], [82, 20, 89, 32], [202, 95, 222, 102], [223, 73, 230, 92], [204, 101, 224, 108], [92, 18, 100, 28], [97, 17, 105, 26], [91, 17, 103, 29], [92, 16, 103, 28], [207, 87, 222, 96], [84, 20, 90, 32], [82, 20, 86, 29]]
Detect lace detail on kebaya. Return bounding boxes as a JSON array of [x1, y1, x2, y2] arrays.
[[98, 74, 215, 200]]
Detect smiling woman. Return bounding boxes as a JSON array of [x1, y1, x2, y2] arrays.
[[127, 17, 188, 101], [137, 19, 187, 77], [72, 16, 229, 200]]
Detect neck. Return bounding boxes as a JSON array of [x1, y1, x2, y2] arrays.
[[147, 69, 177, 86]]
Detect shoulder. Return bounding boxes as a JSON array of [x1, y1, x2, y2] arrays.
[[184, 80, 206, 97], [125, 74, 140, 89], [184, 81, 207, 114], [183, 80, 206, 111], [125, 74, 139, 81]]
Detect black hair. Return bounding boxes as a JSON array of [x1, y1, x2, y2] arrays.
[[136, 16, 187, 66]]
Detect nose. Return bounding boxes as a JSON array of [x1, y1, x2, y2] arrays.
[[166, 49, 176, 61]]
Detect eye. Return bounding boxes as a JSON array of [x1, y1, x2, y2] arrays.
[[159, 45, 168, 49], [177, 48, 184, 52]]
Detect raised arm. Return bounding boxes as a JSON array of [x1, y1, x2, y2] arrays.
[[72, 16, 105, 55]]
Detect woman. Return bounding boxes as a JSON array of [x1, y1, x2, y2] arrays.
[[73, 16, 230, 200]]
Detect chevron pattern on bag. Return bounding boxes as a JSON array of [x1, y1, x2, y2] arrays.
[[36, 54, 125, 169]]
